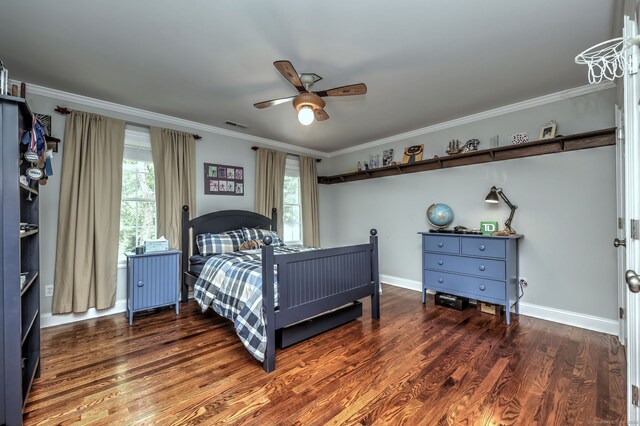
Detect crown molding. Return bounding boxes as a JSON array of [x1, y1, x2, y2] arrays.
[[326, 81, 617, 158], [15, 80, 330, 158]]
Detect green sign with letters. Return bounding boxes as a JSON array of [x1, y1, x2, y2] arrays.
[[480, 221, 499, 235]]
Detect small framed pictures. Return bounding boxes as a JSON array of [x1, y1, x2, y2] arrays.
[[539, 121, 557, 140], [204, 163, 244, 196]]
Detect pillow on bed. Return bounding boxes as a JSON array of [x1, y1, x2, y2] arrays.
[[242, 227, 285, 247], [196, 233, 235, 256], [223, 229, 246, 251]]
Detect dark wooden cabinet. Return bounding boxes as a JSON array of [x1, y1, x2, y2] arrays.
[[1, 95, 41, 425]]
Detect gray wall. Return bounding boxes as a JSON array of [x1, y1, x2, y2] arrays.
[[318, 88, 618, 320], [25, 92, 267, 317]]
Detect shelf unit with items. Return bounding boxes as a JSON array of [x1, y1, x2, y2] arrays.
[[1, 94, 41, 425]]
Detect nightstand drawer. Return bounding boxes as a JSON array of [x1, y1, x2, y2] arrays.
[[424, 270, 505, 301], [461, 238, 506, 258], [424, 253, 506, 280], [424, 235, 460, 254]]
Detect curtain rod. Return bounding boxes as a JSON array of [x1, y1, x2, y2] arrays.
[[251, 146, 322, 162], [54, 106, 202, 140]]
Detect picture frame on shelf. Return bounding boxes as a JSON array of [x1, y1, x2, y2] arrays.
[[539, 121, 557, 140]]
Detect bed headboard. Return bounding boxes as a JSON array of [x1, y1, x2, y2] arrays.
[[182, 205, 277, 258]]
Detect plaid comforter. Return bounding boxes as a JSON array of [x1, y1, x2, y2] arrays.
[[193, 246, 316, 362]]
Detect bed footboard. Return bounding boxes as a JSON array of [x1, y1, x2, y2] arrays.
[[262, 229, 380, 372]]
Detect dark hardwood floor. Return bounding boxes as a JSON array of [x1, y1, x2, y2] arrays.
[[24, 285, 625, 425]]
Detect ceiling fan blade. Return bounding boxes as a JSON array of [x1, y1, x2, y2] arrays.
[[273, 61, 305, 92], [253, 96, 296, 109], [315, 83, 367, 97], [314, 108, 329, 121]]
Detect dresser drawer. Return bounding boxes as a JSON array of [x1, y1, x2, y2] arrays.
[[424, 253, 506, 280], [424, 270, 505, 301], [461, 238, 506, 259], [424, 235, 460, 254]]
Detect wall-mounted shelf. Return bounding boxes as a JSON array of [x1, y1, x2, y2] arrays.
[[318, 128, 616, 185]]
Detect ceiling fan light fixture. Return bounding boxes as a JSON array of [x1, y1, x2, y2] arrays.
[[298, 106, 314, 125]]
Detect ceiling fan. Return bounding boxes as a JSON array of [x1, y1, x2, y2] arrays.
[[254, 60, 367, 125]]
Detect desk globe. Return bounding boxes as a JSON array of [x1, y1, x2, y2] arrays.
[[426, 203, 454, 229]]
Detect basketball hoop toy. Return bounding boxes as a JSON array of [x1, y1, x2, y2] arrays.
[[575, 36, 640, 84]]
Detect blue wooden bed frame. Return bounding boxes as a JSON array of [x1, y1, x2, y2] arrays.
[[181, 206, 380, 372]]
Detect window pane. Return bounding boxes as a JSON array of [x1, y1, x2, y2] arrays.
[[139, 202, 157, 228], [120, 201, 138, 227], [283, 176, 300, 204], [119, 157, 157, 256]]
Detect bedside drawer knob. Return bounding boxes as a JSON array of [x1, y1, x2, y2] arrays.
[[479, 245, 486, 251], [437, 260, 444, 265], [479, 284, 486, 291], [479, 265, 486, 271], [438, 242, 444, 248], [438, 277, 444, 283], [137, 280, 144, 287]]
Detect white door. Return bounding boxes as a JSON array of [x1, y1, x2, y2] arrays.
[[615, 105, 627, 346], [623, 14, 640, 423]]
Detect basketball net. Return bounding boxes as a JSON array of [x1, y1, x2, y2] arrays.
[[575, 36, 640, 84]]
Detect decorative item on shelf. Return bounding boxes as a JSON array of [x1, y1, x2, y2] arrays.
[[383, 149, 394, 166], [0, 59, 8, 95], [490, 135, 499, 148], [446, 139, 461, 155], [484, 186, 518, 235], [480, 221, 499, 235], [460, 139, 480, 153], [364, 162, 369, 170], [539, 120, 557, 140], [511, 132, 529, 145], [369, 154, 380, 169], [204, 163, 244, 195], [402, 144, 423, 163], [426, 203, 454, 229], [357, 161, 363, 172]]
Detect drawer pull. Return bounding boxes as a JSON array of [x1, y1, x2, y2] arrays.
[[479, 284, 486, 291], [437, 260, 444, 265], [438, 242, 444, 248], [137, 280, 144, 288], [438, 277, 444, 283], [479, 245, 485, 251], [479, 265, 486, 271]]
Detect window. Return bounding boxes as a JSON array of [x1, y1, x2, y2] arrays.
[[283, 157, 303, 244], [118, 127, 156, 258]]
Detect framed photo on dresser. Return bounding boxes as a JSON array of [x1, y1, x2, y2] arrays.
[[204, 163, 244, 196]]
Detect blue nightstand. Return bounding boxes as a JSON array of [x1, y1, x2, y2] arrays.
[[125, 249, 181, 325]]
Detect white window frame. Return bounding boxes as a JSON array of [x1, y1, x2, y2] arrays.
[[118, 127, 156, 265], [283, 156, 303, 245]]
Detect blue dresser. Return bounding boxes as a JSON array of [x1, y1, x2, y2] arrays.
[[125, 249, 181, 325], [419, 232, 523, 325]]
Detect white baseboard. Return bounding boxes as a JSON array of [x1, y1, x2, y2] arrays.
[[40, 299, 127, 328], [518, 302, 618, 336], [380, 274, 618, 336]]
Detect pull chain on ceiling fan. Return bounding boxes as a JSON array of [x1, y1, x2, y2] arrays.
[[254, 60, 367, 125]]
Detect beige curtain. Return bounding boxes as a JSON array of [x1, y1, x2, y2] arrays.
[[300, 156, 320, 247], [255, 148, 287, 233], [150, 127, 196, 250], [53, 111, 125, 314]]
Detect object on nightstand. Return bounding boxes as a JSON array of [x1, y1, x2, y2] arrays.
[[477, 301, 505, 316], [144, 236, 169, 252], [435, 292, 469, 311], [484, 186, 518, 235]]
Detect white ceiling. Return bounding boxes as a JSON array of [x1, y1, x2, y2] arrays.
[[0, 1, 620, 153]]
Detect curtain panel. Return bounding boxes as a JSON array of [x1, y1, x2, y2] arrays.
[[299, 156, 320, 247], [150, 127, 196, 250], [52, 111, 125, 314], [255, 148, 287, 233]]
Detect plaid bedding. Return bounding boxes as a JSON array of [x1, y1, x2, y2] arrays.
[[193, 245, 316, 362]]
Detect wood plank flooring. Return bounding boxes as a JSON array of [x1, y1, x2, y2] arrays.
[[24, 285, 625, 425]]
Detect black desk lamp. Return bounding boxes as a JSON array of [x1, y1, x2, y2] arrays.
[[485, 186, 517, 234]]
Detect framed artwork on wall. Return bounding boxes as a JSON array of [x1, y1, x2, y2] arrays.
[[204, 163, 244, 196]]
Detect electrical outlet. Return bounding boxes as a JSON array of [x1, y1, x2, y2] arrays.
[[519, 277, 528, 287], [45, 285, 54, 297]]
